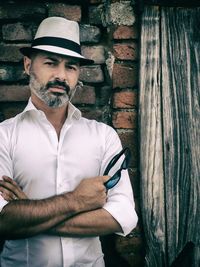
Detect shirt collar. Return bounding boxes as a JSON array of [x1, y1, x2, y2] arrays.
[[22, 98, 81, 121], [23, 98, 37, 113], [67, 101, 81, 120]]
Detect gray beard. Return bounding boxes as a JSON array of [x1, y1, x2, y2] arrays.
[[29, 72, 75, 108]]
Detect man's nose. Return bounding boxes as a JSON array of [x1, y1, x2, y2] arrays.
[[54, 64, 67, 81]]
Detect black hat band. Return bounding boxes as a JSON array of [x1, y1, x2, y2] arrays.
[[32, 37, 81, 55]]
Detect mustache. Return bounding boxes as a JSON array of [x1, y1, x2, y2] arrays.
[[46, 80, 70, 92]]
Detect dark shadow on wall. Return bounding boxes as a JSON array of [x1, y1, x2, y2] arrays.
[[101, 234, 131, 267], [0, 239, 4, 253], [170, 242, 196, 267]]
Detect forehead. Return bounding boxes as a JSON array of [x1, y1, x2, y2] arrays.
[[32, 51, 80, 65]]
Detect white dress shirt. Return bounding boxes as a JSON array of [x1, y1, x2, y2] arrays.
[[0, 99, 138, 267]]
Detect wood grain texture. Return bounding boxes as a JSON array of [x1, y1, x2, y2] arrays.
[[161, 7, 200, 266], [143, 0, 200, 7], [139, 6, 167, 267], [140, 5, 200, 267]]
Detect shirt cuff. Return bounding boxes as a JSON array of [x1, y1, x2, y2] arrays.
[[103, 196, 138, 236]]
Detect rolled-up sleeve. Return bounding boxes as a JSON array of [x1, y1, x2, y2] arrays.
[[101, 126, 138, 236], [0, 123, 13, 212]]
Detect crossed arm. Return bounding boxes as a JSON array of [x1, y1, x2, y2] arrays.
[[0, 176, 122, 240]]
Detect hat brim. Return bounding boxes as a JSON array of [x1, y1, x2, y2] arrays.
[[20, 46, 94, 66]]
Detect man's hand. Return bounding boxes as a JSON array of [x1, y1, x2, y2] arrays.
[[0, 176, 27, 201], [71, 176, 109, 212]]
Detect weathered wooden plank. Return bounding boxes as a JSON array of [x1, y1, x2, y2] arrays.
[[140, 5, 200, 267], [139, 6, 167, 267], [161, 7, 200, 266], [143, 0, 200, 7], [136, 0, 200, 14]]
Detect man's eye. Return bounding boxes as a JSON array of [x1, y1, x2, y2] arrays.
[[66, 65, 77, 70], [45, 61, 55, 66]]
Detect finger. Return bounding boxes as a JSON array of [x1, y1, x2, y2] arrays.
[[2, 175, 13, 182], [0, 186, 17, 201], [2, 176, 19, 187], [101, 175, 111, 183], [1, 176, 28, 200], [2, 176, 21, 192], [0, 179, 27, 199], [0, 180, 17, 193]]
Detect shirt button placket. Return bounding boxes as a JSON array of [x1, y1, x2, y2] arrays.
[[56, 150, 63, 195]]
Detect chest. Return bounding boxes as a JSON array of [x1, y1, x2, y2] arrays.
[[10, 121, 104, 198]]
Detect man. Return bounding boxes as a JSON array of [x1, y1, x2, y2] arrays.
[[0, 17, 138, 266]]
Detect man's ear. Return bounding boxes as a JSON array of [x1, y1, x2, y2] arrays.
[[24, 56, 32, 75]]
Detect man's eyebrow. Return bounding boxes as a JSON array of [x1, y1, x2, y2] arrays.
[[44, 56, 79, 65], [44, 56, 58, 61]]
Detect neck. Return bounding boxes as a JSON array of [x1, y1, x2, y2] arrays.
[[31, 93, 68, 136]]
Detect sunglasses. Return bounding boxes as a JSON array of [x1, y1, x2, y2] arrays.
[[103, 147, 131, 189]]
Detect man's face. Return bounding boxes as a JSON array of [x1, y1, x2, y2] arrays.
[[24, 51, 80, 108]]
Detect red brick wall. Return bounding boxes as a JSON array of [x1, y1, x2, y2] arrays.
[[0, 1, 145, 266]]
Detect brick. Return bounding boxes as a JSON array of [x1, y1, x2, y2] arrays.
[[80, 66, 104, 83], [80, 25, 101, 43], [81, 106, 110, 123], [0, 65, 27, 82], [112, 111, 137, 129], [72, 85, 96, 105], [113, 63, 138, 88], [0, 44, 24, 62], [81, 46, 105, 64], [117, 130, 138, 167], [81, 108, 104, 122], [0, 5, 45, 19], [113, 25, 138, 39], [113, 90, 138, 108], [88, 6, 102, 25], [2, 22, 36, 41], [117, 129, 138, 148], [48, 4, 81, 22], [113, 43, 138, 61], [0, 85, 30, 102]]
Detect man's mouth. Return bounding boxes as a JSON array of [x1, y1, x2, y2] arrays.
[[46, 80, 70, 95], [48, 86, 66, 94]]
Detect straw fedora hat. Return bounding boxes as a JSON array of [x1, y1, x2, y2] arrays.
[[20, 17, 93, 65]]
